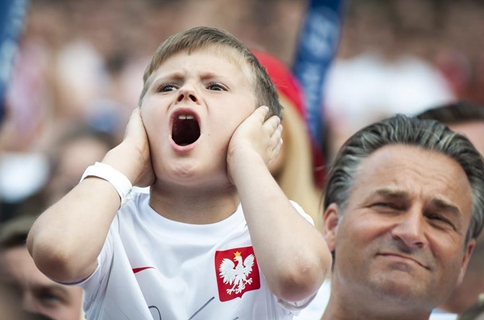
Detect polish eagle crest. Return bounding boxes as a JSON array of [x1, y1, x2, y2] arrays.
[[218, 251, 255, 295]]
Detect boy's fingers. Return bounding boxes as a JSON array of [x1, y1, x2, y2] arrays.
[[267, 125, 282, 165], [263, 115, 281, 134], [268, 138, 283, 166], [255, 105, 270, 120], [269, 124, 282, 147]]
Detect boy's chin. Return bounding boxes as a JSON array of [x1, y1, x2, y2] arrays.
[[153, 168, 233, 190]]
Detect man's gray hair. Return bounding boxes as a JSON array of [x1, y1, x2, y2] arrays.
[[324, 114, 484, 242]]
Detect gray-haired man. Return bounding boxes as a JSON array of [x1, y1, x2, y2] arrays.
[[321, 114, 484, 320]]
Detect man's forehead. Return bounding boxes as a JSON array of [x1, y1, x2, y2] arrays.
[[354, 146, 468, 194], [350, 145, 473, 217]]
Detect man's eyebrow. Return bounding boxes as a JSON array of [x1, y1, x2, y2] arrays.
[[430, 198, 462, 217], [374, 188, 409, 199]]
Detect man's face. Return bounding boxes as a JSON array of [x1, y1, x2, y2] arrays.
[[0, 246, 83, 320], [140, 48, 256, 189], [323, 145, 475, 312]]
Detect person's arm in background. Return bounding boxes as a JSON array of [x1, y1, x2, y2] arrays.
[[27, 109, 154, 284]]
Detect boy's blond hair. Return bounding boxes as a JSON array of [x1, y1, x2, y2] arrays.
[[139, 26, 282, 118]]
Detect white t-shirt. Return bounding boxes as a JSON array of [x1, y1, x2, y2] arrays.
[[293, 280, 459, 320], [79, 190, 314, 320], [429, 310, 458, 320]]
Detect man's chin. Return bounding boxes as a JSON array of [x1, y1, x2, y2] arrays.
[[369, 274, 428, 306]]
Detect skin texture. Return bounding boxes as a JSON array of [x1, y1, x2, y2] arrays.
[[27, 46, 331, 304], [322, 145, 475, 320], [0, 246, 83, 320]]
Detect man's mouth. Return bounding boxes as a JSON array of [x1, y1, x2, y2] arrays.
[[172, 114, 201, 146], [378, 253, 430, 270]]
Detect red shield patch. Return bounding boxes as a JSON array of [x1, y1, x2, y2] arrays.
[[215, 246, 261, 302]]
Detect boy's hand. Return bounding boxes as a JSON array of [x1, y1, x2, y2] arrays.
[[227, 106, 283, 183], [102, 108, 155, 187]]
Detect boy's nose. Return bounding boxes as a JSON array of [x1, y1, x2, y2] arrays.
[[177, 87, 199, 104]]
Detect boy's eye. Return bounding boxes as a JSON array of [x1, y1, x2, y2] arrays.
[[207, 83, 226, 91], [158, 84, 178, 92]]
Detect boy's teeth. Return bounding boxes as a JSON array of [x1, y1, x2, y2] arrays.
[[177, 114, 194, 120]]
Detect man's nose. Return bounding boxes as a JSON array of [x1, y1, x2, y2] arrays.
[[391, 208, 426, 249]]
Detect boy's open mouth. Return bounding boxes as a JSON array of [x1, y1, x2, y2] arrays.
[[172, 114, 201, 146]]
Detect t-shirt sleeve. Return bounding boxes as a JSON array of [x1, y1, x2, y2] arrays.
[[76, 216, 117, 307], [276, 200, 319, 314], [290, 200, 314, 225]]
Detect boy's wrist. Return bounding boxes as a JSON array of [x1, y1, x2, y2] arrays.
[[80, 162, 133, 208], [228, 152, 267, 184]]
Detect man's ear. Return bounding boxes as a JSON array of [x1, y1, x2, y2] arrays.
[[456, 238, 476, 286], [322, 203, 340, 252]]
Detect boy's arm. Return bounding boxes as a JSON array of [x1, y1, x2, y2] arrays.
[[27, 108, 154, 284], [227, 106, 332, 303]]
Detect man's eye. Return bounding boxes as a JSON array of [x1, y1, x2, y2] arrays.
[[158, 84, 177, 92], [373, 202, 395, 209], [207, 83, 226, 91], [427, 213, 455, 229]]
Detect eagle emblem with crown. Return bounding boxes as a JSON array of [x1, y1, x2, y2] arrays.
[[215, 247, 261, 301]]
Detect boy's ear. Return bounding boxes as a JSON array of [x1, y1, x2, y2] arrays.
[[322, 203, 340, 252]]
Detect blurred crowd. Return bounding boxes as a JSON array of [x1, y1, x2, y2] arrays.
[[1, 0, 484, 319], [0, 0, 483, 176]]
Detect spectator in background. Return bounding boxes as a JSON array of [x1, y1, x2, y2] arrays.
[[418, 102, 484, 319], [0, 214, 84, 320], [321, 115, 484, 320], [0, 124, 116, 224], [458, 297, 484, 320], [0, 282, 54, 320], [43, 124, 117, 205]]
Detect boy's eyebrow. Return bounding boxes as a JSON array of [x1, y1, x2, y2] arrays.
[[152, 71, 185, 82], [145, 72, 184, 92]]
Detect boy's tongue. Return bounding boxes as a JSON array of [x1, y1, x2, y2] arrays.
[[172, 115, 200, 146]]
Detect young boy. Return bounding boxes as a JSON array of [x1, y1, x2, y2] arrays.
[[27, 26, 331, 319]]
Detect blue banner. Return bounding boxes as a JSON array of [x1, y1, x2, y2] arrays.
[[292, 0, 346, 146], [0, 0, 29, 123]]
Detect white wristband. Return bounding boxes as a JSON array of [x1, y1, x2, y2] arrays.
[[80, 162, 133, 208]]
